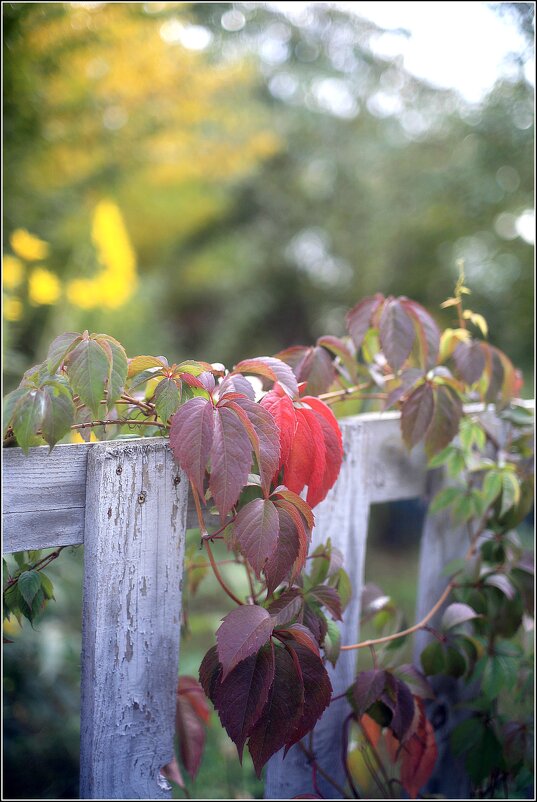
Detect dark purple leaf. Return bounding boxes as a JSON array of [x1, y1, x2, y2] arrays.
[[268, 589, 303, 627], [229, 397, 280, 497], [284, 641, 332, 751], [247, 646, 304, 777], [351, 670, 387, 717], [169, 397, 214, 498], [233, 357, 298, 399], [424, 383, 463, 458], [388, 676, 415, 742], [303, 606, 327, 647], [210, 405, 253, 519], [214, 645, 275, 761], [454, 341, 486, 386], [379, 298, 416, 372], [199, 645, 222, 700], [401, 382, 434, 449], [346, 294, 385, 350], [278, 345, 335, 396], [316, 335, 357, 379], [393, 665, 435, 700], [216, 606, 274, 680], [176, 685, 207, 780], [308, 585, 343, 621], [402, 300, 440, 369], [219, 373, 256, 400], [264, 508, 301, 594], [234, 499, 280, 578], [276, 624, 321, 657]]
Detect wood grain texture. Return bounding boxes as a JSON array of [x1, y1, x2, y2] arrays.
[[79, 440, 187, 799], [265, 418, 371, 799]]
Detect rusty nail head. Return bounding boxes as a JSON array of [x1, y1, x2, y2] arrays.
[[138, 491, 146, 504]]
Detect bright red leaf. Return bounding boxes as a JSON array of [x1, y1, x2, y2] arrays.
[[260, 390, 297, 470], [400, 699, 438, 799]]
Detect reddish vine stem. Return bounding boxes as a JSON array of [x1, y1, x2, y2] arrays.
[[190, 482, 244, 607], [341, 507, 491, 652], [297, 742, 350, 799], [5, 546, 67, 588]]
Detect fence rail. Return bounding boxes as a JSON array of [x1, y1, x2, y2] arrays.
[[3, 403, 533, 799]]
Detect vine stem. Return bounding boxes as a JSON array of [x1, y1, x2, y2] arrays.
[[341, 506, 491, 652], [190, 482, 244, 607], [5, 546, 67, 588], [297, 742, 351, 799]]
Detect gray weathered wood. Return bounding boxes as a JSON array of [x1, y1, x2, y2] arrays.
[[266, 417, 372, 798], [2, 414, 425, 555], [79, 440, 188, 799]]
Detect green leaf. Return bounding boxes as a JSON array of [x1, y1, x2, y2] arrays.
[[12, 389, 47, 454], [446, 449, 466, 478], [482, 470, 503, 507], [429, 486, 460, 514], [17, 570, 42, 608], [420, 640, 445, 675], [40, 572, 55, 600], [445, 646, 467, 678], [427, 444, 457, 468], [41, 383, 75, 448], [500, 472, 520, 518], [3, 388, 28, 436], [323, 619, 341, 667], [127, 355, 168, 378], [451, 717, 485, 756], [153, 377, 182, 422], [47, 332, 82, 374], [66, 337, 111, 418], [95, 335, 128, 409]]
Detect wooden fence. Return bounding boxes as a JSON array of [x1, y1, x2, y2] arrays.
[[3, 404, 532, 799]]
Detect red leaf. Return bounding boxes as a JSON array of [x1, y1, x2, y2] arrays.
[[282, 408, 316, 497], [178, 676, 210, 724], [453, 341, 486, 386], [234, 357, 299, 399], [161, 757, 185, 789], [308, 585, 343, 621], [400, 699, 438, 799], [228, 397, 280, 497], [401, 382, 434, 449], [276, 624, 321, 657], [301, 396, 343, 452], [169, 397, 214, 498], [234, 498, 280, 578], [176, 687, 207, 780], [424, 383, 462, 458], [379, 298, 416, 372], [264, 507, 301, 594], [401, 299, 440, 369], [214, 645, 275, 761], [297, 408, 327, 508], [216, 606, 274, 680], [346, 294, 385, 350], [361, 713, 382, 748], [247, 646, 304, 777], [210, 405, 253, 519], [261, 390, 297, 470], [268, 589, 303, 626], [284, 641, 332, 751], [307, 408, 343, 505]]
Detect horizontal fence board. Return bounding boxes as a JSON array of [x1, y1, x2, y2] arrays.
[[3, 403, 533, 554]]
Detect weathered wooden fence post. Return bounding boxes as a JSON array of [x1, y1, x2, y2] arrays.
[[266, 413, 428, 799], [80, 440, 188, 799]]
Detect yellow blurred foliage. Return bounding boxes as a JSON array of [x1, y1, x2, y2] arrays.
[[28, 267, 61, 306], [10, 229, 49, 261], [3, 298, 23, 322], [18, 4, 280, 195], [66, 199, 138, 310], [3, 256, 25, 290], [71, 431, 98, 443]]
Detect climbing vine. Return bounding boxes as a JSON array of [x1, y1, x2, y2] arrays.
[[3, 270, 534, 798]]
